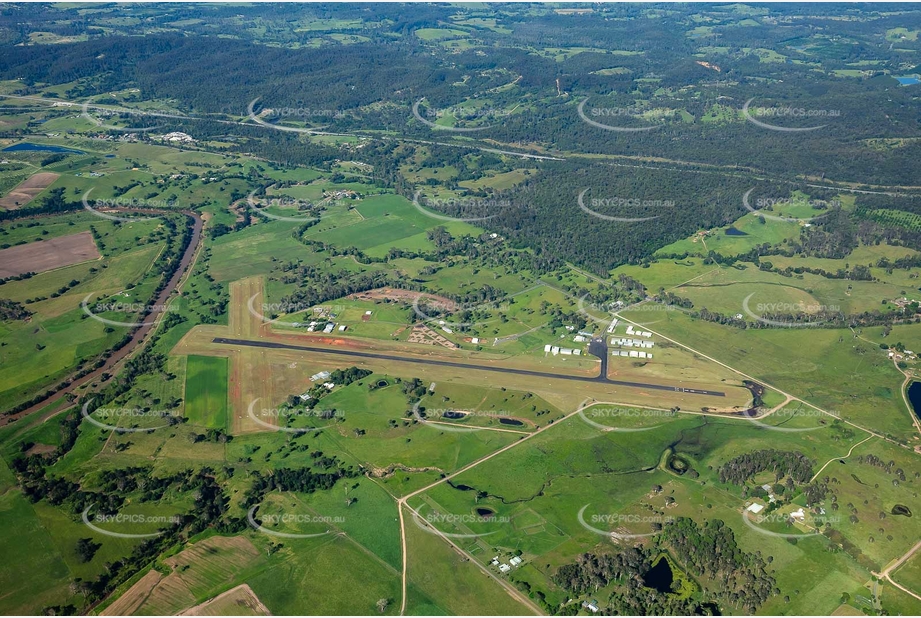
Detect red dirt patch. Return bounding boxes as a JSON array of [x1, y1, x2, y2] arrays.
[[350, 287, 456, 310], [0, 231, 100, 277], [0, 172, 59, 210]]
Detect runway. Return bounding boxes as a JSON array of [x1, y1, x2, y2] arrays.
[[212, 337, 725, 397]]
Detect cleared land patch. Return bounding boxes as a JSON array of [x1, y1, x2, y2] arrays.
[[0, 171, 58, 210], [178, 583, 270, 616], [0, 231, 100, 277]]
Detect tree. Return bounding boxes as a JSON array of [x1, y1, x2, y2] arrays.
[[376, 598, 390, 613], [76, 538, 101, 563]]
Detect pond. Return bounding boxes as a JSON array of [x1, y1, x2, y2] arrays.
[[891, 504, 912, 517], [666, 453, 690, 475], [643, 556, 674, 593], [498, 417, 523, 426], [724, 227, 748, 236], [906, 382, 921, 422], [895, 76, 920, 86], [699, 602, 721, 616], [2, 142, 85, 154], [442, 410, 466, 419], [475, 507, 495, 518]]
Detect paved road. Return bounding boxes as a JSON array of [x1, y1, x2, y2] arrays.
[[211, 336, 725, 397]]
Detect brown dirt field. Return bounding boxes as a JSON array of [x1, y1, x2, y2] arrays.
[[101, 569, 164, 616], [0, 172, 59, 210], [0, 231, 100, 277], [349, 287, 456, 310], [24, 443, 56, 456], [178, 584, 270, 616], [105, 536, 265, 616]]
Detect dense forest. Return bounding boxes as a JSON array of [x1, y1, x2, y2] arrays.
[[1, 4, 920, 184]]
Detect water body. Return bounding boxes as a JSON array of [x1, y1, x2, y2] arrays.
[[643, 556, 674, 593], [724, 227, 748, 236], [498, 417, 523, 426], [442, 410, 466, 419], [475, 507, 495, 518], [907, 382, 921, 422], [2, 142, 85, 154], [895, 76, 920, 86], [891, 504, 912, 517], [667, 453, 690, 475], [699, 602, 721, 616]]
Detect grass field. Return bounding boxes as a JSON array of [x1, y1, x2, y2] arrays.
[[184, 355, 229, 429], [403, 503, 536, 615], [618, 306, 916, 443]]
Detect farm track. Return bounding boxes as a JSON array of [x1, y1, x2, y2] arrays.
[[1, 209, 204, 427]]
